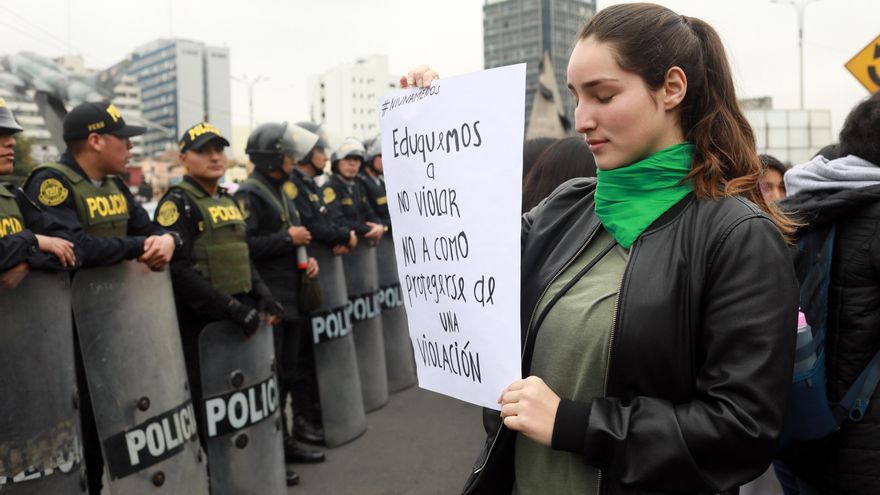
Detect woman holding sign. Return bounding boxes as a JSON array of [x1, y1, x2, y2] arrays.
[[406, 3, 799, 494]]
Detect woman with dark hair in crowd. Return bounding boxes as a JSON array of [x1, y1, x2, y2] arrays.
[[521, 136, 596, 212], [778, 92, 880, 494], [759, 153, 788, 203], [404, 3, 799, 493]]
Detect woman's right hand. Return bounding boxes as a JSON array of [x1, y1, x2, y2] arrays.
[[35, 234, 76, 267], [400, 65, 440, 88]]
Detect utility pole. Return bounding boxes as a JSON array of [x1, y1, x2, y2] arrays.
[[232, 74, 268, 130], [771, 0, 822, 109]]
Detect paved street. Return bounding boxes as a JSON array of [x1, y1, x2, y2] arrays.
[[292, 386, 485, 495], [290, 385, 784, 495]]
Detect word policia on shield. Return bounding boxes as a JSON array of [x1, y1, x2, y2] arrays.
[[378, 65, 525, 410]]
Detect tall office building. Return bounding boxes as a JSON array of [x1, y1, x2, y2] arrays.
[[308, 54, 397, 142], [127, 39, 231, 156], [483, 0, 595, 129]]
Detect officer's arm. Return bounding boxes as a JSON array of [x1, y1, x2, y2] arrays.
[[294, 194, 351, 246], [15, 189, 82, 271], [158, 194, 237, 321], [25, 171, 144, 267], [234, 190, 295, 260], [0, 231, 38, 272]]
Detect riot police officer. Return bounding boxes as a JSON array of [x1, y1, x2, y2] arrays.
[[0, 97, 77, 275], [323, 138, 387, 243], [358, 134, 391, 230], [24, 101, 177, 269], [235, 122, 326, 465], [153, 122, 298, 486], [24, 101, 181, 495], [289, 122, 357, 442], [0, 97, 85, 494]]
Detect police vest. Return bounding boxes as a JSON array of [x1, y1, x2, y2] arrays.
[[0, 184, 25, 238], [33, 162, 129, 237], [240, 177, 302, 232], [171, 181, 252, 296]]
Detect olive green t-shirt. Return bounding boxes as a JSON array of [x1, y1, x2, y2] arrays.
[[513, 228, 627, 495]]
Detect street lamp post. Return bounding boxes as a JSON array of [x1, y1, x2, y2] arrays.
[[232, 74, 268, 130], [771, 0, 821, 110]]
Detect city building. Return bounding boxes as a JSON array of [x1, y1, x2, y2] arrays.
[[483, 0, 596, 129], [127, 39, 232, 156], [745, 108, 833, 165], [0, 53, 146, 161], [308, 54, 397, 141], [738, 96, 833, 164]]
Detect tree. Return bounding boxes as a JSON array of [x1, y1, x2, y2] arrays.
[[8, 133, 34, 187]]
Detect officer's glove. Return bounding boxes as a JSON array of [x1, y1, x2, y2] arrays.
[[227, 299, 260, 337], [259, 298, 285, 320]]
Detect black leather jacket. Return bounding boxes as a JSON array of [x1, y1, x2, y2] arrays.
[[465, 178, 799, 494]]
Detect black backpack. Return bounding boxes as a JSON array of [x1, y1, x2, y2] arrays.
[[779, 224, 880, 449]]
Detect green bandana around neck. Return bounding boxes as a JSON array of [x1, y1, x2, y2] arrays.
[[594, 142, 695, 248]]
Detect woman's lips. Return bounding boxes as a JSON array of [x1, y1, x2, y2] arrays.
[[587, 138, 608, 152]]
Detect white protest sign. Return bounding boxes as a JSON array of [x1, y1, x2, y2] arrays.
[[378, 64, 525, 410]]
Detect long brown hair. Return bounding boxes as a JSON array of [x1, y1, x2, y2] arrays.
[[579, 3, 796, 238]]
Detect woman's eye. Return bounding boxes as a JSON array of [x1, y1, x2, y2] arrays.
[[597, 95, 613, 104]]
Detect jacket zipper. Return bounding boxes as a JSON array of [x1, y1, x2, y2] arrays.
[[597, 238, 638, 495], [472, 222, 600, 477]]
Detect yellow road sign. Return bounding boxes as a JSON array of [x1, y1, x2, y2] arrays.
[[845, 34, 880, 94]]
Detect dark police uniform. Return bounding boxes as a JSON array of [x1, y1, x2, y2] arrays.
[[24, 153, 167, 267], [24, 166, 168, 494], [322, 173, 385, 236], [155, 176, 276, 413], [22, 101, 175, 495], [357, 171, 391, 229], [288, 168, 352, 431], [0, 182, 79, 272], [234, 171, 313, 445], [291, 168, 351, 246]]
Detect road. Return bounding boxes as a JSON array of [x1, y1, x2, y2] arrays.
[[292, 386, 485, 495]]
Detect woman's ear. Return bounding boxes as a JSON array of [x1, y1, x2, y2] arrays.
[[663, 66, 687, 110]]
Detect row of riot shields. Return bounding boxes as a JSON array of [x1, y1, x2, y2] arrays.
[[0, 262, 285, 494], [308, 234, 417, 447], [0, 233, 417, 491]]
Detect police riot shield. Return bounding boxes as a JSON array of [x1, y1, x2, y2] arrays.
[[198, 321, 285, 495], [342, 242, 388, 412], [377, 235, 417, 393], [309, 243, 367, 447], [0, 270, 84, 494], [70, 261, 209, 494]]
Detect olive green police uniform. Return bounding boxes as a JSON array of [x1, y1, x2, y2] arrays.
[[0, 184, 25, 238], [31, 163, 129, 237], [167, 180, 252, 295]]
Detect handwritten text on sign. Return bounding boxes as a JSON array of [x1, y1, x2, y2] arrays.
[[379, 65, 525, 409]]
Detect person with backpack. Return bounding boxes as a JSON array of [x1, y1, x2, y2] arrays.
[[778, 92, 880, 494]]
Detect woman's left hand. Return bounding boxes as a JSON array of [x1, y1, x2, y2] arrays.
[[499, 376, 561, 447]]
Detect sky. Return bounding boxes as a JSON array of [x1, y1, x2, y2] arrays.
[[0, 0, 877, 137]]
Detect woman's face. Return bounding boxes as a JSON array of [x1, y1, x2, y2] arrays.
[[567, 37, 684, 171]]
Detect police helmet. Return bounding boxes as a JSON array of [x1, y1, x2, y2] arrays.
[[331, 138, 366, 166], [364, 133, 382, 169], [246, 122, 318, 172], [295, 121, 329, 152], [0, 98, 23, 134]]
